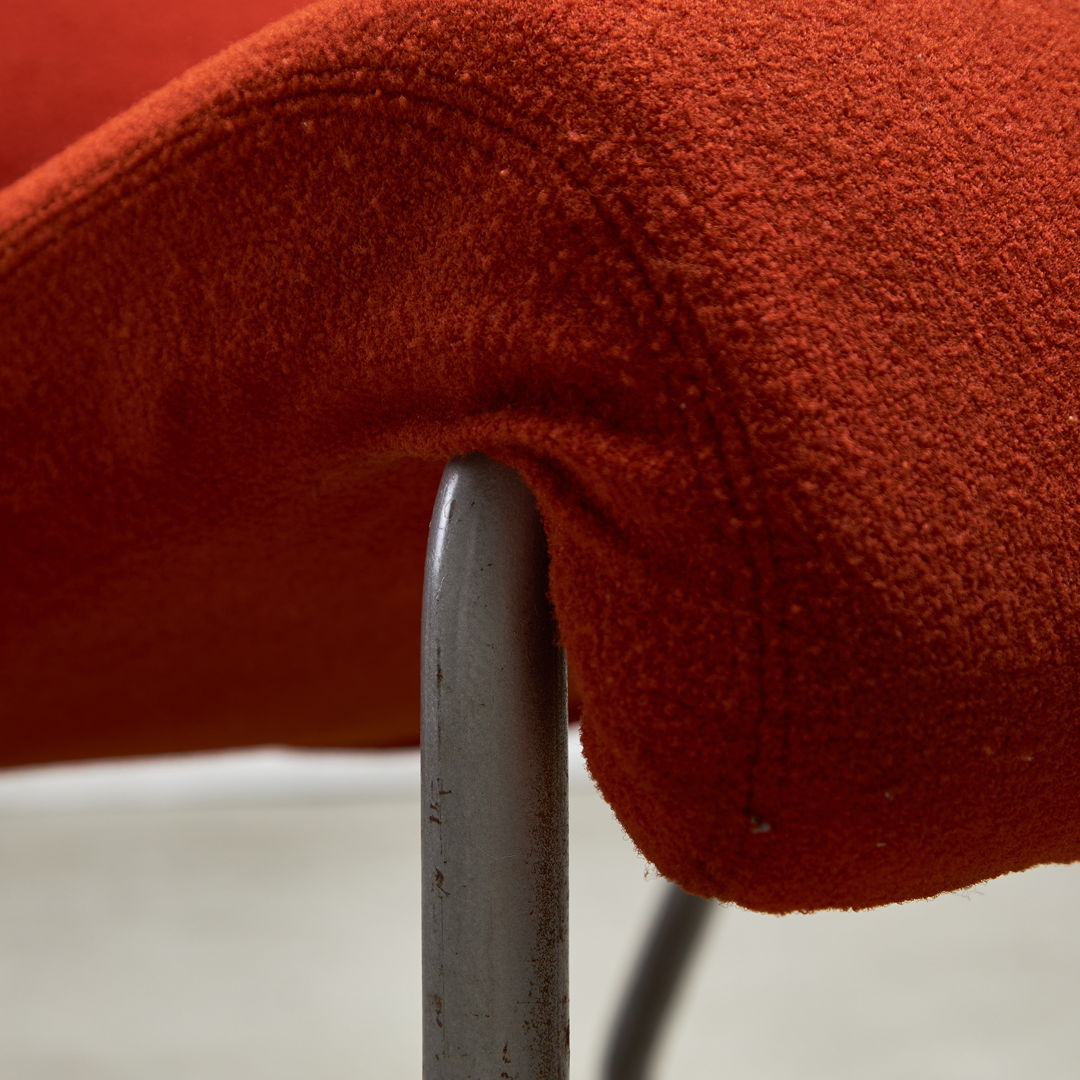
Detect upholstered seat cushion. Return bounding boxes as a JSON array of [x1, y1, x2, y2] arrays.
[[1, 0, 1077, 914]]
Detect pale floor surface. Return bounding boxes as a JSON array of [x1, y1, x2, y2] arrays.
[[1, 748, 1079, 1079]]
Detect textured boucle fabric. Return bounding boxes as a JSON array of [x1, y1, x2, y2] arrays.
[[1, 0, 1078, 914]]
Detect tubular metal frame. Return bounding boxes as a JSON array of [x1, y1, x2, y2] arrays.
[[602, 882, 714, 1080], [421, 454, 569, 1079], [421, 454, 714, 1080]]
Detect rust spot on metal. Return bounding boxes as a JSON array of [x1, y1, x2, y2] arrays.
[[428, 815, 441, 824], [434, 868, 449, 897]]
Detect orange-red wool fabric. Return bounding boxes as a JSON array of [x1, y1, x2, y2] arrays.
[[1, 0, 1078, 914]]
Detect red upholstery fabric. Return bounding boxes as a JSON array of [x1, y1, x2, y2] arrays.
[[0, 0, 310, 188], [1, 0, 1078, 914]]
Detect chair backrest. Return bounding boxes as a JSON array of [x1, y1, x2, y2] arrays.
[[0, 0, 307, 187]]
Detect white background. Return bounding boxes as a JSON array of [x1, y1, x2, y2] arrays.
[[1, 734, 1077, 1079]]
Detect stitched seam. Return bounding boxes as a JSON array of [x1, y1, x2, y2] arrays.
[[1, 63, 785, 880]]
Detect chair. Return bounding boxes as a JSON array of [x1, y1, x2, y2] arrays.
[[2, 0, 1078, 1073]]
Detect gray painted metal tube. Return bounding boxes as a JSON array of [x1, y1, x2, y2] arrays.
[[602, 884, 715, 1080], [421, 454, 569, 1080]]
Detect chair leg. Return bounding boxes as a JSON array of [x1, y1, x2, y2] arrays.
[[602, 883, 716, 1080], [421, 454, 569, 1080]]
